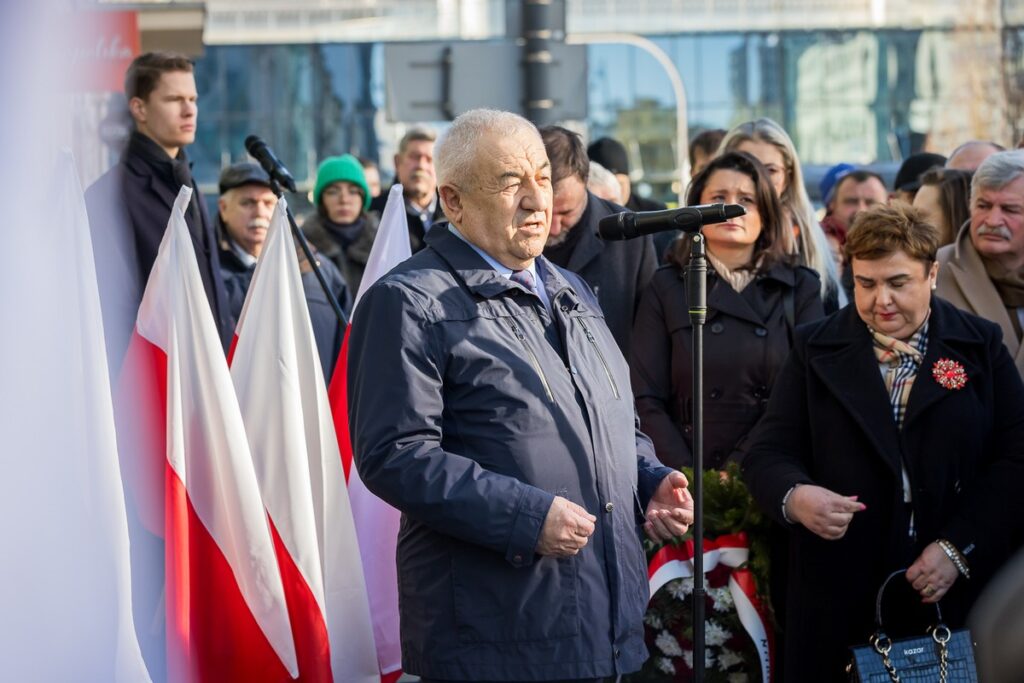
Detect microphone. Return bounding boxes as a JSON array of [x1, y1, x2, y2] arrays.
[[244, 135, 297, 193], [597, 203, 746, 240]]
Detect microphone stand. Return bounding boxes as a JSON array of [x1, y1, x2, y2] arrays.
[[262, 173, 349, 330], [685, 231, 708, 681]]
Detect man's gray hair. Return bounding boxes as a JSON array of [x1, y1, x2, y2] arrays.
[[971, 150, 1024, 200], [587, 161, 622, 203], [435, 109, 541, 189], [397, 126, 437, 155]]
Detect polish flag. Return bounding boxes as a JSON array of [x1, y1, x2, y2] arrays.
[[327, 184, 411, 682], [230, 196, 378, 682], [115, 186, 298, 681]]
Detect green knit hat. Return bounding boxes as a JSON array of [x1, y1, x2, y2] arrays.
[[313, 154, 371, 211]]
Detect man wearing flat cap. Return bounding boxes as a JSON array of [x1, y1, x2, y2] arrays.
[[216, 162, 350, 379]]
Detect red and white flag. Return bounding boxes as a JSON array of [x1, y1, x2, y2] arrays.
[[116, 186, 298, 682], [0, 150, 151, 682], [230, 197, 378, 682], [327, 183, 411, 682]]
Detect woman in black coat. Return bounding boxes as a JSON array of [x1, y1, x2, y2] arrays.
[[743, 203, 1024, 681], [631, 151, 825, 470]]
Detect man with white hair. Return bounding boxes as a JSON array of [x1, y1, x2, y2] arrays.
[[936, 150, 1024, 377], [586, 161, 622, 203], [347, 108, 693, 683]]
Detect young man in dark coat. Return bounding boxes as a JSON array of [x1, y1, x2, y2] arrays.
[[86, 52, 232, 373], [541, 126, 657, 357], [348, 108, 694, 683], [214, 162, 349, 380]]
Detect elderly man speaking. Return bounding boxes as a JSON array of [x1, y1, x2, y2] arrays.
[[347, 109, 693, 683]]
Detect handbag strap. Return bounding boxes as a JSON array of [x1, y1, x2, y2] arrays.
[[875, 569, 945, 630]]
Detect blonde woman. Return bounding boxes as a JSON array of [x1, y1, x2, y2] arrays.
[[721, 118, 846, 311]]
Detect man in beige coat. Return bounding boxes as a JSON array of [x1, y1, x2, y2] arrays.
[[936, 150, 1024, 378]]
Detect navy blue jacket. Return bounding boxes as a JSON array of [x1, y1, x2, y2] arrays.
[[347, 226, 673, 681]]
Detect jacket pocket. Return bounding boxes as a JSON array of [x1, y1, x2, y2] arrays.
[[451, 544, 580, 644]]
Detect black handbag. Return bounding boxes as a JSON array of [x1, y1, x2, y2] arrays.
[[847, 569, 979, 682]]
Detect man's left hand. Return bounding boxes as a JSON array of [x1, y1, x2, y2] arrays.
[[644, 471, 695, 542]]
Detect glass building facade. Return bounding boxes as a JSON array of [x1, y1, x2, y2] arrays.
[[188, 25, 1024, 208]]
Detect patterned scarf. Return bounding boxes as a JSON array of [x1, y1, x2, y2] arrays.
[[870, 318, 929, 429], [870, 317, 929, 515], [706, 250, 760, 292]]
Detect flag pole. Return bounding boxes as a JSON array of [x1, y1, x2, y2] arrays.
[[268, 177, 349, 328]]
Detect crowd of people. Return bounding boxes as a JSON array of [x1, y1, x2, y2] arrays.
[[88, 51, 1024, 682]]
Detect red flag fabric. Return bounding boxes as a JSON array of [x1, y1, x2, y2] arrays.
[[230, 196, 378, 682], [115, 186, 298, 682]]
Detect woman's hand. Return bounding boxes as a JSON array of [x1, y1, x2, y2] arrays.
[[786, 484, 866, 540], [907, 543, 960, 603]]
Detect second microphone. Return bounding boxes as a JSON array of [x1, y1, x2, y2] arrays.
[[597, 203, 746, 240]]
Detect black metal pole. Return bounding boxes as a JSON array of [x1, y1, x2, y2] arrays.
[[685, 232, 707, 681], [522, 0, 555, 125], [267, 177, 349, 329]]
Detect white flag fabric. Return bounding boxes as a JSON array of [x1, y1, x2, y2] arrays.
[[344, 183, 412, 677], [118, 186, 298, 681], [231, 197, 378, 682], [0, 150, 152, 682]]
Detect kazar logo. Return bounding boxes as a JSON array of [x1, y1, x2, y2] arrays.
[[903, 646, 926, 656]]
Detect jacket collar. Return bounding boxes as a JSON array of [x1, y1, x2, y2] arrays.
[[564, 193, 605, 273], [676, 258, 798, 328], [426, 224, 583, 309], [944, 219, 1019, 354], [805, 298, 986, 478]]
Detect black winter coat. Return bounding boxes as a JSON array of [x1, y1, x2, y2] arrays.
[[742, 297, 1024, 681], [303, 211, 380, 297], [631, 260, 824, 469], [347, 225, 673, 681], [85, 133, 232, 372], [544, 192, 657, 358]]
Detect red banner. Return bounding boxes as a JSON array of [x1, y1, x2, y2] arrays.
[[72, 11, 140, 93]]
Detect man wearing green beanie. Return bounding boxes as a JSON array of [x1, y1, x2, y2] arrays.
[[304, 153, 379, 295]]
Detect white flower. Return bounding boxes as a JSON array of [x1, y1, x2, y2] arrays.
[[705, 620, 733, 647], [667, 577, 693, 600], [727, 673, 750, 683], [655, 630, 684, 657], [682, 648, 716, 670], [644, 612, 663, 628], [656, 657, 676, 675], [717, 647, 744, 670], [710, 586, 735, 612]]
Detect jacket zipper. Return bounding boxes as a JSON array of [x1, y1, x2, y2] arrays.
[[578, 319, 620, 399], [507, 319, 554, 402]]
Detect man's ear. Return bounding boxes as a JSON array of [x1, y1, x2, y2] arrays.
[[217, 195, 229, 217], [438, 185, 462, 224], [128, 96, 146, 125]]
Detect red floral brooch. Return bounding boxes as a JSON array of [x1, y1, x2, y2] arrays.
[[932, 358, 968, 390]]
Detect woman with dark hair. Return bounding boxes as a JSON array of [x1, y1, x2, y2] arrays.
[[913, 166, 972, 247], [742, 202, 1024, 681], [630, 151, 825, 470]]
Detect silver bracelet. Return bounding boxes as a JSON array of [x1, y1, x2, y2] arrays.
[[937, 539, 971, 580], [781, 484, 802, 524]]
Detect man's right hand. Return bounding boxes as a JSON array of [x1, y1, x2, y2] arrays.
[[786, 484, 866, 540], [536, 496, 597, 557]]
